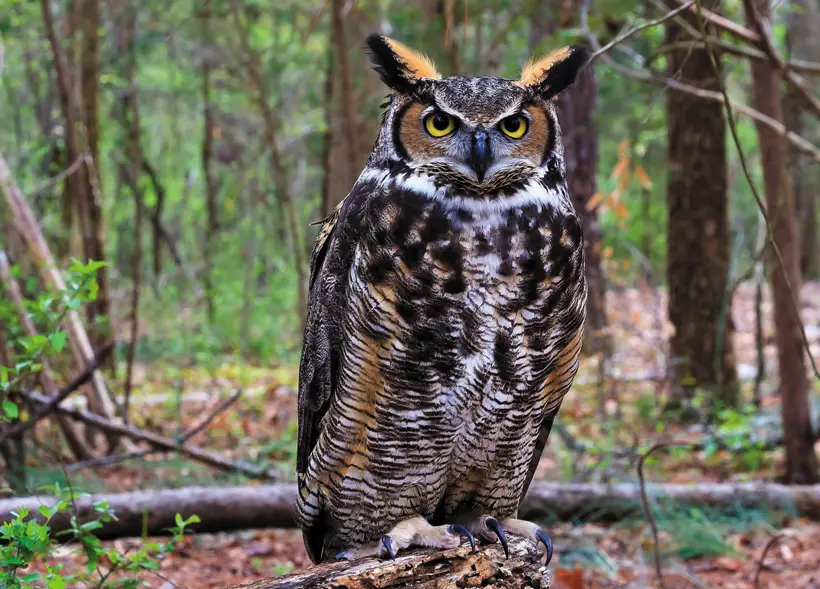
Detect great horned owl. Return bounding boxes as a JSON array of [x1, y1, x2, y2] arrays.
[[297, 35, 588, 564]]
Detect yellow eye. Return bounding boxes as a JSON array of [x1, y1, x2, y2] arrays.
[[424, 113, 456, 137], [500, 115, 528, 139]]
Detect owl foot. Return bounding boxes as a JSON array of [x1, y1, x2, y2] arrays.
[[336, 516, 473, 561], [461, 515, 553, 565]]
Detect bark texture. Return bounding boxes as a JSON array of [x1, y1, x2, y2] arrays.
[[5, 481, 820, 541], [745, 0, 819, 483], [785, 0, 820, 279], [321, 0, 381, 217], [665, 1, 739, 410], [229, 539, 550, 589]]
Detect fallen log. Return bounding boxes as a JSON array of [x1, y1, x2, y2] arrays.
[[228, 538, 550, 589], [3, 481, 820, 540]]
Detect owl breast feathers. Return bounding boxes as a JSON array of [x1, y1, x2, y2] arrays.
[[296, 34, 589, 563]]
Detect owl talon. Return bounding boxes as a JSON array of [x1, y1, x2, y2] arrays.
[[448, 523, 476, 552], [380, 535, 397, 560], [535, 529, 553, 566], [485, 517, 510, 559]]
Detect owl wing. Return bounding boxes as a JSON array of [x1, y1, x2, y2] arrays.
[[297, 197, 346, 479], [518, 323, 584, 504]]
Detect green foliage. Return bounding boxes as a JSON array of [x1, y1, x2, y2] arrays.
[[1, 260, 106, 422], [0, 484, 198, 588]]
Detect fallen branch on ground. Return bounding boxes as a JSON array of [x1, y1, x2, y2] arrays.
[[228, 538, 550, 589], [0, 342, 115, 444], [4, 481, 820, 540], [20, 390, 280, 480], [64, 389, 243, 473]]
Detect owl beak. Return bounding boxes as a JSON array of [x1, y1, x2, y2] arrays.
[[470, 128, 491, 183]]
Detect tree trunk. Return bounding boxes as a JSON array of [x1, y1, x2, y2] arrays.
[[117, 7, 142, 422], [230, 540, 549, 589], [785, 0, 820, 279], [321, 0, 381, 217], [665, 0, 739, 412], [5, 482, 820, 542], [745, 0, 819, 484], [201, 5, 218, 322], [42, 0, 111, 357]]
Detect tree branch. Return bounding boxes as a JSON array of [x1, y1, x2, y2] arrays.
[[579, 0, 820, 162], [0, 342, 115, 444], [21, 390, 281, 480]]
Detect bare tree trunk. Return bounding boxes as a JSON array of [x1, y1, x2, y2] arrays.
[[665, 0, 739, 412], [229, 0, 307, 320], [42, 0, 111, 356], [201, 5, 218, 322], [321, 0, 381, 217], [330, 0, 359, 195], [443, 0, 461, 75], [785, 0, 820, 279], [745, 0, 818, 484], [118, 9, 142, 423]]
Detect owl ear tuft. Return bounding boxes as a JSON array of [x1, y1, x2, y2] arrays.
[[365, 34, 441, 93], [518, 45, 590, 99]]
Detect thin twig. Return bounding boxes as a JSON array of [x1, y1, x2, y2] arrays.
[[28, 156, 85, 197], [753, 533, 785, 589], [590, 0, 697, 62], [178, 389, 242, 443], [578, 1, 820, 162], [637, 442, 675, 589]]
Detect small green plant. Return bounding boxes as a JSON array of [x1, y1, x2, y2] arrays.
[[1, 260, 196, 588], [1, 259, 106, 422], [0, 483, 199, 588]]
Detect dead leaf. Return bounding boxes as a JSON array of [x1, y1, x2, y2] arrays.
[[586, 192, 604, 211], [714, 556, 742, 571], [634, 164, 653, 189], [554, 565, 585, 589], [611, 157, 630, 181]]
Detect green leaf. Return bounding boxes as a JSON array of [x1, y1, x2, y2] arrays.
[[2, 400, 19, 419], [49, 331, 67, 353], [47, 575, 67, 589]]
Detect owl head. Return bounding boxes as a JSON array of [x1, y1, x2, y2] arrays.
[[364, 35, 589, 198]]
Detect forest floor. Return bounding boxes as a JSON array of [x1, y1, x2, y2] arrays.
[[16, 281, 820, 588]]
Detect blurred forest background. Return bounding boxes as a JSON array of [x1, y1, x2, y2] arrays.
[[1, 0, 819, 587]]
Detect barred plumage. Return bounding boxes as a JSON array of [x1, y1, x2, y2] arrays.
[[296, 34, 589, 563]]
